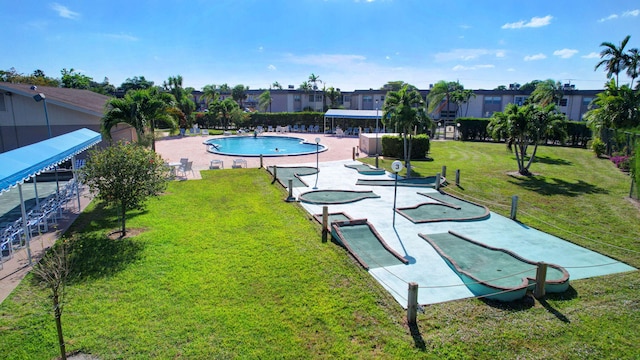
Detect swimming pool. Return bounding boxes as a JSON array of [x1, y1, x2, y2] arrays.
[[204, 136, 328, 157]]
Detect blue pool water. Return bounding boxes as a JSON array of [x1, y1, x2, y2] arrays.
[[204, 136, 328, 157]]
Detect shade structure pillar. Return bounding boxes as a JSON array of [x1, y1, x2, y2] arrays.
[[18, 183, 33, 266], [72, 155, 81, 211]]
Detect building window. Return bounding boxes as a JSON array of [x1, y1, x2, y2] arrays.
[[514, 96, 527, 106], [343, 95, 351, 103], [294, 95, 300, 101], [559, 98, 568, 106], [0, 93, 5, 111], [582, 97, 593, 106], [309, 94, 314, 102], [484, 96, 501, 105]]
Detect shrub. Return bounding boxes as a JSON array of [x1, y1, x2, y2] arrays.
[[592, 137, 606, 157], [381, 134, 430, 159]]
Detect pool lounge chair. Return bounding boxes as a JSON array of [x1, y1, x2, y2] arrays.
[[209, 159, 224, 169], [232, 159, 247, 168]]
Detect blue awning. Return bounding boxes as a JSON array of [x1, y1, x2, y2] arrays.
[[0, 128, 102, 194], [324, 109, 381, 119]]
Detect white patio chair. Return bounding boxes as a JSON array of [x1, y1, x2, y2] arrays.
[[232, 159, 247, 168], [209, 159, 224, 169]]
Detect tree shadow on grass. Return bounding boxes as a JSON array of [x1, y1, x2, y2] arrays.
[[508, 175, 609, 197], [67, 232, 144, 283], [481, 286, 577, 322], [64, 201, 148, 237], [532, 155, 573, 166]]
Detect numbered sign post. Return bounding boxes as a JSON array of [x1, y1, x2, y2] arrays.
[[391, 161, 404, 226]]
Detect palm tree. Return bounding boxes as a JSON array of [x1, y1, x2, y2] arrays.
[[210, 98, 239, 130], [308, 73, 322, 112], [201, 84, 220, 108], [528, 79, 564, 107], [626, 48, 640, 89], [271, 81, 283, 90], [163, 75, 196, 128], [382, 85, 431, 176], [595, 35, 631, 87], [451, 88, 476, 117], [487, 103, 566, 176], [325, 87, 342, 109], [102, 88, 178, 151], [232, 84, 248, 109], [427, 81, 463, 118], [584, 79, 640, 137], [258, 90, 272, 112]]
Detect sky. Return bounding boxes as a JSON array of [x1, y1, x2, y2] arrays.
[[2, 0, 639, 92]]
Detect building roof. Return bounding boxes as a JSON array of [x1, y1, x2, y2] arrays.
[[324, 109, 381, 120], [0, 82, 110, 117], [0, 128, 102, 194]]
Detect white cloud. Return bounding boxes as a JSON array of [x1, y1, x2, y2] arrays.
[[502, 15, 552, 29], [582, 52, 600, 59], [524, 53, 547, 61], [598, 14, 618, 22], [434, 49, 503, 62], [553, 48, 578, 59], [452, 64, 495, 71], [50, 3, 80, 19], [283, 53, 367, 67], [598, 9, 638, 22], [507, 68, 516, 72], [103, 33, 139, 41], [258, 46, 264, 52], [267, 64, 276, 71]]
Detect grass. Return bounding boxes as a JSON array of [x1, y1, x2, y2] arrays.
[[1, 141, 639, 359]]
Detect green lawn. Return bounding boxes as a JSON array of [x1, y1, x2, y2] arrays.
[[1, 141, 639, 359]]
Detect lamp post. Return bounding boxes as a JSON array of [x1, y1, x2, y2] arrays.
[[375, 99, 379, 156], [456, 122, 461, 140], [437, 122, 442, 140], [391, 160, 404, 226], [33, 93, 52, 138], [313, 137, 321, 189]]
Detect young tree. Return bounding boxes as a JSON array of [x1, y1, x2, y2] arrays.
[[382, 85, 431, 176], [32, 242, 71, 360], [80, 142, 169, 236], [232, 84, 249, 109], [271, 81, 283, 90]]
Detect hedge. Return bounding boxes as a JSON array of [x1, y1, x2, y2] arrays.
[[381, 134, 430, 159], [455, 117, 591, 147]]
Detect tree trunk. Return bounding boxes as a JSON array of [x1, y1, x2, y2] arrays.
[[53, 294, 67, 360], [120, 202, 127, 236]]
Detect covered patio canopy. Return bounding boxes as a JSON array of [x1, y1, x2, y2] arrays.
[[0, 128, 101, 265], [0, 128, 102, 194], [323, 109, 384, 133]]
